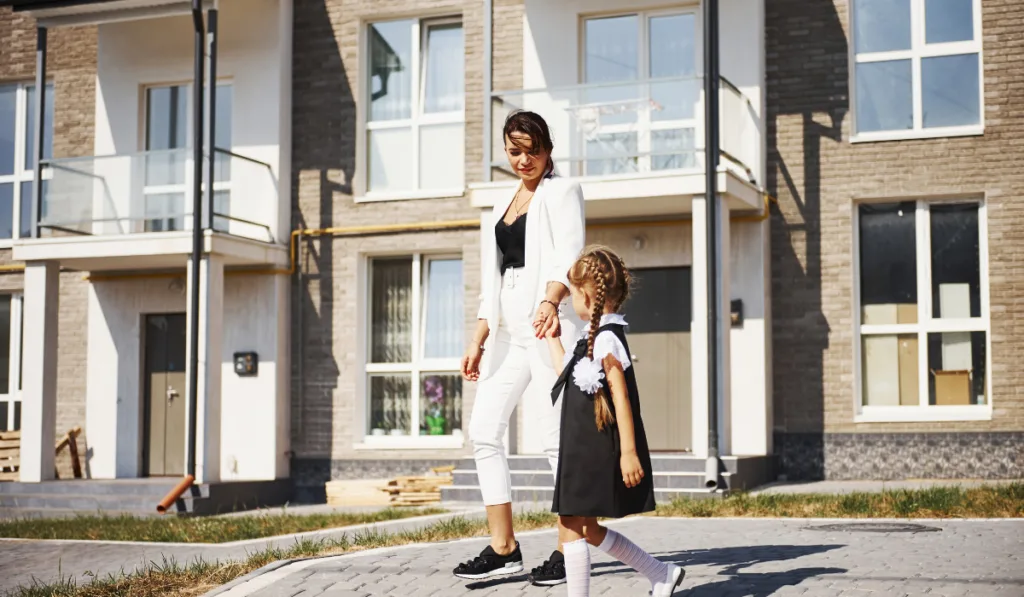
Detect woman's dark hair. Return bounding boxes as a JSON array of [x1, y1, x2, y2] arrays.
[[503, 110, 553, 154]]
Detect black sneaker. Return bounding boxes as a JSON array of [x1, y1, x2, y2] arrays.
[[453, 543, 525, 580], [528, 550, 566, 586]]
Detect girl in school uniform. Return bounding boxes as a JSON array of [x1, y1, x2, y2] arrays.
[[545, 246, 685, 597]]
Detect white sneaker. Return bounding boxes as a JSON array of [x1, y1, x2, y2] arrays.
[[650, 564, 685, 597]]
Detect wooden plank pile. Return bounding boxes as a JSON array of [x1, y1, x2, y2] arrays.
[[324, 479, 391, 507], [0, 430, 19, 481], [381, 465, 455, 507], [0, 426, 84, 482]]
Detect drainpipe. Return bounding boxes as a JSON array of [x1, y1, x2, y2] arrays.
[[206, 8, 217, 231], [187, 0, 206, 483], [31, 27, 47, 239], [703, 0, 723, 491]]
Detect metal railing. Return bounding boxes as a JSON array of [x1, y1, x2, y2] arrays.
[[36, 148, 277, 243], [487, 75, 761, 184]]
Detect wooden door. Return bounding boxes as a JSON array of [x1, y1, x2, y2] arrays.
[[621, 267, 691, 452], [144, 314, 188, 476]]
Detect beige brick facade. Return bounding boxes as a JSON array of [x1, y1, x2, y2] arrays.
[[0, 8, 95, 439], [767, 0, 1024, 436]]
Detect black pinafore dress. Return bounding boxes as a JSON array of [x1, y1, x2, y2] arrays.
[[550, 323, 656, 518]]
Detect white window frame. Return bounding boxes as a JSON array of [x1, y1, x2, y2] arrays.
[[358, 17, 466, 202], [852, 197, 992, 423], [0, 83, 52, 247], [357, 252, 465, 449], [849, 0, 984, 143], [579, 8, 703, 177], [0, 294, 24, 432], [140, 81, 233, 233]]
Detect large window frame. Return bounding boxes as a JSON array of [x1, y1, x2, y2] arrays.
[[578, 8, 703, 176], [849, 0, 984, 142], [0, 82, 54, 245], [357, 252, 465, 449], [853, 197, 992, 423], [140, 81, 233, 233], [0, 294, 24, 432], [359, 16, 466, 202]]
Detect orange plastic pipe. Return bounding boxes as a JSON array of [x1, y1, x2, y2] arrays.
[[156, 474, 195, 514]]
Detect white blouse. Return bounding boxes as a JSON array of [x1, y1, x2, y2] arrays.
[[563, 313, 632, 370]]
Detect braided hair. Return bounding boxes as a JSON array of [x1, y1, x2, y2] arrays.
[[567, 246, 633, 431]]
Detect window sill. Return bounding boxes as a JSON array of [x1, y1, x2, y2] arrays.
[[355, 188, 466, 203], [353, 435, 466, 451], [855, 405, 992, 423], [850, 125, 984, 144]]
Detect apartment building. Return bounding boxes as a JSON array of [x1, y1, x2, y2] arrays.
[[0, 0, 1018, 512]]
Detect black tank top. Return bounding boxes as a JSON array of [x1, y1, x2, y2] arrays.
[[495, 213, 527, 274]]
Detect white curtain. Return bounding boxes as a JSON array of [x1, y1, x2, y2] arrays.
[[423, 23, 464, 114], [369, 20, 413, 122], [422, 258, 463, 359]]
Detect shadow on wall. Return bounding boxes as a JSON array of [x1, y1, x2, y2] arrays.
[[289, 0, 353, 503], [766, 0, 848, 480]]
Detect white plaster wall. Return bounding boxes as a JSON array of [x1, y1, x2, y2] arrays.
[[220, 274, 290, 481], [85, 276, 187, 479], [93, 0, 290, 242]]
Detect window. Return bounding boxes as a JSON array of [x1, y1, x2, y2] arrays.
[[0, 83, 54, 241], [581, 10, 699, 175], [851, 0, 983, 139], [365, 18, 464, 196], [856, 200, 989, 421], [365, 255, 464, 440], [143, 83, 232, 232], [0, 294, 24, 432]]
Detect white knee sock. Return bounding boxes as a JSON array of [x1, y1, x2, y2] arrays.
[[563, 539, 591, 597], [597, 529, 669, 588]]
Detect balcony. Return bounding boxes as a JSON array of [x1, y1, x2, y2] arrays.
[[471, 76, 764, 218], [13, 149, 287, 272]]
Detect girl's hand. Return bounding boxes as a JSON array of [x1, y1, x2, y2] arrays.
[[533, 301, 560, 339], [620, 450, 644, 488], [461, 343, 483, 382]]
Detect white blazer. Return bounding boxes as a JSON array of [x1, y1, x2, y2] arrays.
[[477, 173, 586, 378]]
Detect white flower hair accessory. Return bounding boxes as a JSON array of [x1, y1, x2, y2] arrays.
[[572, 357, 605, 394]]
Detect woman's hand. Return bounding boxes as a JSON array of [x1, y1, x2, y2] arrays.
[[620, 449, 644, 488], [461, 343, 483, 382], [533, 301, 560, 339]]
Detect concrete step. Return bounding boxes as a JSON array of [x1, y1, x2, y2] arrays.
[[0, 492, 203, 513], [452, 470, 727, 490], [0, 479, 211, 498], [453, 454, 748, 474], [441, 485, 722, 503]]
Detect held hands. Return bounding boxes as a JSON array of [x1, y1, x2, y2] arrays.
[[533, 301, 561, 340], [620, 449, 645, 488]]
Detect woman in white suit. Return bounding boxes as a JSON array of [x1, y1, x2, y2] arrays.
[[453, 111, 585, 586]]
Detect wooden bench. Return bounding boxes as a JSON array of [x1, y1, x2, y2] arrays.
[[0, 426, 83, 481]]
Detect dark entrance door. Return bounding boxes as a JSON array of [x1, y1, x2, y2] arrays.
[[143, 313, 188, 476]]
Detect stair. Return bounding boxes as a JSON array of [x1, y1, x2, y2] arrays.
[[441, 454, 776, 504], [0, 478, 292, 519]]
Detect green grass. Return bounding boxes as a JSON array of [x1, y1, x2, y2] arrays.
[[5, 484, 1021, 597], [0, 507, 447, 543], [653, 483, 1024, 519]]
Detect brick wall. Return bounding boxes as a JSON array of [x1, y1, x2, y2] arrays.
[[291, 0, 509, 464], [767, 0, 1024, 444], [0, 9, 96, 441]]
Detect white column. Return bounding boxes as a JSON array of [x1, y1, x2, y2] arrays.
[[691, 197, 733, 458], [20, 262, 59, 482], [186, 254, 224, 483]]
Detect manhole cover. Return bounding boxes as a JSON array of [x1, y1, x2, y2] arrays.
[[807, 522, 941, 533]]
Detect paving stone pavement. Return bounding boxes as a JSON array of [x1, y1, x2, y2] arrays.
[[225, 518, 1024, 597]]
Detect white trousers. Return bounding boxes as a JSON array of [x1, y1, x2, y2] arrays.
[[469, 267, 561, 506]]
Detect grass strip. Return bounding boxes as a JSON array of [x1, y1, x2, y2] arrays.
[[0, 507, 447, 543]]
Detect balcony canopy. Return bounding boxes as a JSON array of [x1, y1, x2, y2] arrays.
[[0, 0, 211, 26]]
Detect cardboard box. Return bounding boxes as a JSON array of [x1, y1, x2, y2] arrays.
[[934, 370, 971, 406], [898, 336, 919, 406]]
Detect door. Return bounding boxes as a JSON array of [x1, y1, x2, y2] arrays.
[[0, 294, 23, 432], [144, 313, 187, 476], [621, 267, 691, 451]]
